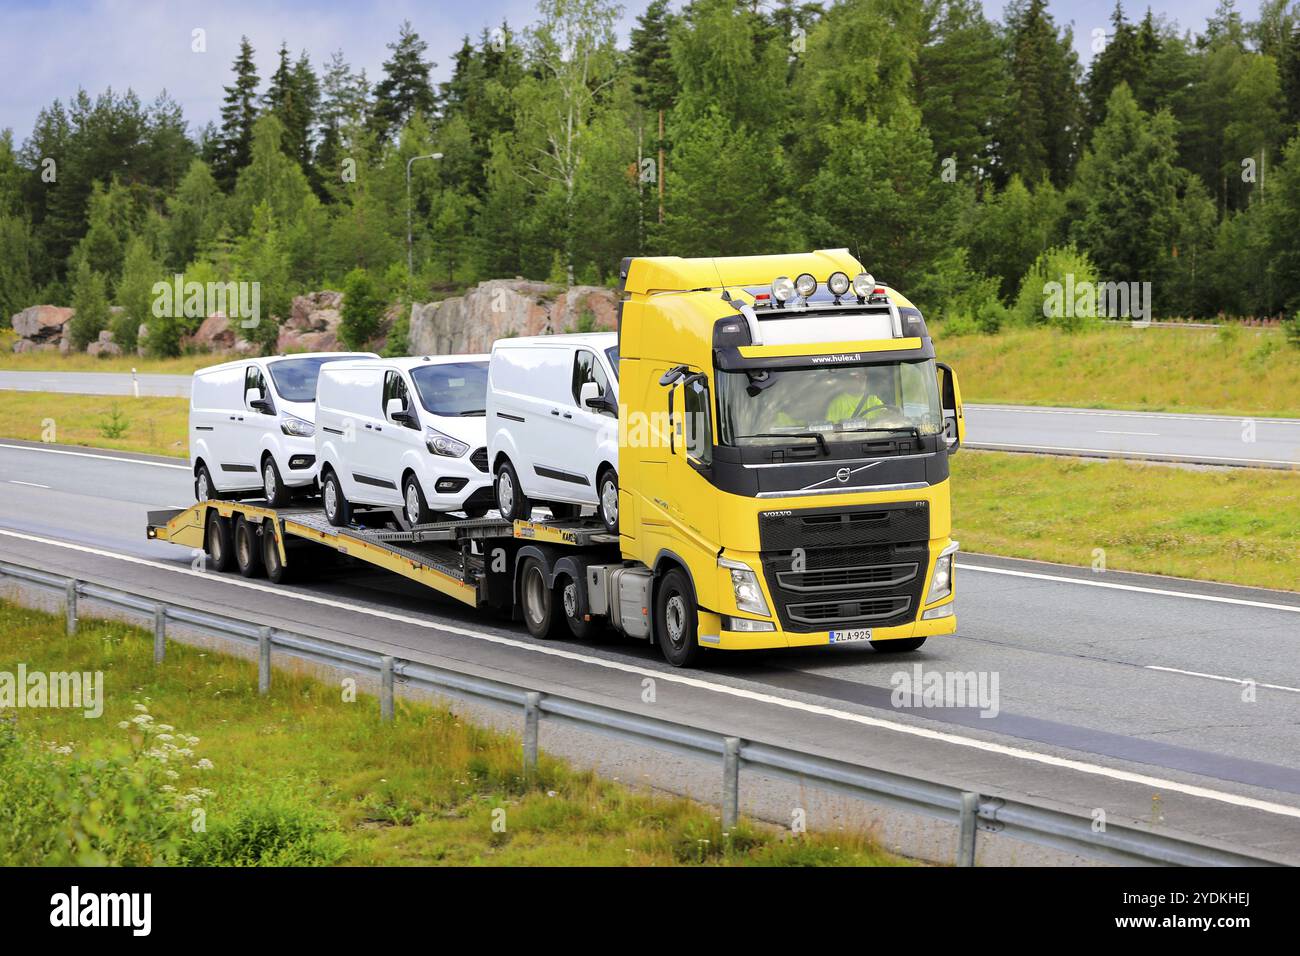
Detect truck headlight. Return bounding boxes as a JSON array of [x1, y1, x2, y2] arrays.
[[425, 426, 469, 457], [719, 557, 769, 617], [927, 542, 959, 603], [281, 416, 315, 437]]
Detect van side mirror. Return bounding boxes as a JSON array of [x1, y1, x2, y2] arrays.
[[246, 388, 273, 414], [936, 362, 965, 452], [580, 381, 601, 408], [386, 397, 418, 428]]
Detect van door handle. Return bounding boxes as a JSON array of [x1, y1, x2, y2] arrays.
[[550, 409, 560, 416], [374, 426, 382, 432], [364, 424, 372, 429], [562, 413, 572, 419]]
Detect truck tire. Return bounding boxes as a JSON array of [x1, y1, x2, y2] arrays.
[[205, 510, 234, 573], [870, 637, 927, 653], [519, 556, 561, 639], [262, 455, 289, 507], [597, 468, 619, 535], [261, 524, 293, 584], [655, 568, 700, 667], [234, 516, 264, 578], [557, 572, 595, 640], [495, 458, 532, 521], [322, 469, 351, 527]]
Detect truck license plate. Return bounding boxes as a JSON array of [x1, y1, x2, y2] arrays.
[[828, 628, 872, 644]]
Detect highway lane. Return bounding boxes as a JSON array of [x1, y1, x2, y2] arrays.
[[966, 403, 1300, 468], [3, 370, 1297, 467], [0, 439, 1298, 861]]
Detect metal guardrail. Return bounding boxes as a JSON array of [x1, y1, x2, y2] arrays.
[[0, 557, 1283, 868]]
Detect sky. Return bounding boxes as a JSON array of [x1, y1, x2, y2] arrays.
[[0, 0, 1265, 145]]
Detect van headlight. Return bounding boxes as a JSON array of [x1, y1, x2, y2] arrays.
[[927, 542, 958, 603], [281, 416, 315, 437], [425, 426, 469, 457], [719, 556, 769, 617]]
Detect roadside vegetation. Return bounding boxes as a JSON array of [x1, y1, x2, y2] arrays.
[[0, 601, 899, 867], [0, 390, 186, 458], [933, 324, 1300, 419], [0, 351, 208, 376], [951, 453, 1300, 591]]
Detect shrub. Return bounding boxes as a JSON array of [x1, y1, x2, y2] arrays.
[[340, 267, 384, 350], [180, 789, 346, 866], [69, 259, 111, 351], [1010, 243, 1101, 332]]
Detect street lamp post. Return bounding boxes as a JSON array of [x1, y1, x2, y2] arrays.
[[406, 152, 443, 293]]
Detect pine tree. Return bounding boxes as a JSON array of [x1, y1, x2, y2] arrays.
[[215, 37, 260, 190], [629, 0, 677, 225], [1083, 3, 1145, 132], [69, 258, 110, 351], [370, 21, 437, 143], [113, 235, 161, 352], [1281, 23, 1300, 129]]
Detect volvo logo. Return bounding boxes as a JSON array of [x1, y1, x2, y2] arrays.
[[801, 460, 884, 492], [835, 467, 851, 483]]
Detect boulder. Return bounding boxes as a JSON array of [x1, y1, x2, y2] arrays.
[[11, 305, 74, 342], [184, 313, 239, 352], [87, 329, 122, 358], [288, 291, 344, 332]]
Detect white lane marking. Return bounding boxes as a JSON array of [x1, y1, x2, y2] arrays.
[[1096, 430, 1159, 436], [8, 480, 50, 489], [0, 442, 189, 470], [957, 561, 1300, 613], [966, 405, 1300, 426], [1145, 666, 1300, 695], [2, 526, 1299, 822], [964, 440, 1296, 466]]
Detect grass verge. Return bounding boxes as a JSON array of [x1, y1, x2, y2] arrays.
[[0, 601, 899, 866], [934, 324, 1300, 418], [0, 390, 188, 458], [0, 352, 207, 375], [951, 452, 1300, 591]]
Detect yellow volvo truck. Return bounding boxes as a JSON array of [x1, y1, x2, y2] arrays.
[[148, 249, 964, 668], [615, 249, 965, 665]]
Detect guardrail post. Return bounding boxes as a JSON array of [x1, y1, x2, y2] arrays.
[[153, 606, 166, 663], [523, 692, 541, 778], [64, 580, 78, 635], [258, 627, 272, 696], [722, 736, 741, 831], [380, 656, 395, 722], [957, 791, 979, 867]]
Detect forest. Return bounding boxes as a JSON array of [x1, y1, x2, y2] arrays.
[[1, 0, 1299, 357]]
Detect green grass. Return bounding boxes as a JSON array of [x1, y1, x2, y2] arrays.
[[952, 452, 1300, 591], [0, 350, 208, 375], [935, 324, 1300, 418], [0, 601, 901, 867], [0, 390, 188, 457]]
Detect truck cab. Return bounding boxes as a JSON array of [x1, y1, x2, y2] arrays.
[[616, 250, 965, 665]]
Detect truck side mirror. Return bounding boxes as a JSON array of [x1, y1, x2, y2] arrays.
[[668, 381, 684, 457], [936, 362, 965, 452]]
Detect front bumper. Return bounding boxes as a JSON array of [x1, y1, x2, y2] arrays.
[[698, 597, 956, 650]]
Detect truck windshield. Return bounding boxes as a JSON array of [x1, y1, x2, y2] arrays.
[[716, 359, 943, 446], [268, 355, 373, 403], [410, 361, 489, 417]]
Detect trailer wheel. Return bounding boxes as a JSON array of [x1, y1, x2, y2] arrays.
[[557, 572, 595, 640], [869, 637, 927, 653], [262, 524, 292, 584], [205, 510, 234, 573], [234, 516, 264, 578], [519, 557, 561, 639], [655, 568, 700, 667], [495, 458, 532, 521], [322, 469, 350, 527]]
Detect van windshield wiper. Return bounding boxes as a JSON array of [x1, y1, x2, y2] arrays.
[[736, 432, 829, 455]]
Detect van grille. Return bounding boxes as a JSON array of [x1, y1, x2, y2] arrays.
[[470, 447, 489, 473]]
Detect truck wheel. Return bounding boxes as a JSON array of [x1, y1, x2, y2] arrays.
[[557, 572, 594, 640], [261, 524, 293, 584], [519, 557, 561, 639], [234, 516, 264, 578], [655, 568, 700, 667], [597, 468, 619, 535], [403, 474, 436, 525], [322, 470, 350, 527], [195, 463, 216, 503], [495, 459, 532, 521], [262, 456, 289, 507], [205, 510, 234, 573], [870, 637, 927, 653]]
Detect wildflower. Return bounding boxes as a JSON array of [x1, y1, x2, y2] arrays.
[[194, 758, 214, 771], [133, 703, 149, 713], [117, 721, 130, 729]]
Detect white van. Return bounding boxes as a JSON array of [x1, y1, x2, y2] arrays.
[[486, 332, 620, 532], [190, 352, 376, 506], [314, 355, 493, 527]]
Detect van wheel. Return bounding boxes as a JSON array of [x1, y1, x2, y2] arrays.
[[205, 510, 234, 573], [557, 573, 594, 640], [322, 470, 350, 527], [403, 475, 437, 526], [656, 568, 700, 667], [495, 459, 532, 521], [262, 456, 289, 507], [195, 463, 216, 503], [234, 517, 264, 578], [869, 637, 927, 653], [261, 524, 293, 584], [519, 557, 562, 639], [597, 468, 619, 535]]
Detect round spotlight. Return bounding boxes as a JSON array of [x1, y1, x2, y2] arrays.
[[851, 273, 876, 298], [827, 271, 850, 297], [771, 275, 796, 303], [794, 273, 818, 298]]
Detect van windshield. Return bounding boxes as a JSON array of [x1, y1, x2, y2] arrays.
[[410, 361, 490, 417], [605, 345, 619, 380], [269, 355, 372, 403]]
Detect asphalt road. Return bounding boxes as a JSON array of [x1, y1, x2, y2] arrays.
[[2, 370, 1296, 468], [0, 438, 1297, 862]]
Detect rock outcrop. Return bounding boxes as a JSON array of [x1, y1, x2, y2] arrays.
[[407, 279, 617, 356], [10, 305, 74, 352], [277, 290, 344, 353]]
